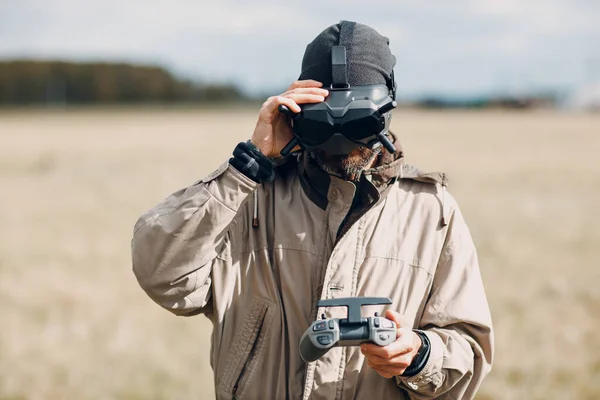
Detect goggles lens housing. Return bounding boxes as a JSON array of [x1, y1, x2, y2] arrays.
[[291, 85, 394, 148]]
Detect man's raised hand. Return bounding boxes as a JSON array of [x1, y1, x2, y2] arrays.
[[250, 80, 328, 158]]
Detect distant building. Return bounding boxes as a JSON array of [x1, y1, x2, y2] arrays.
[[565, 82, 600, 112]]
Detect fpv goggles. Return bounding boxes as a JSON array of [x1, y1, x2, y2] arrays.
[[279, 34, 398, 156]]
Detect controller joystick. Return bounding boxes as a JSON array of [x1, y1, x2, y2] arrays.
[[299, 297, 397, 363]]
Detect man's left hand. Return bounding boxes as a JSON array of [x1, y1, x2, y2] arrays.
[[360, 310, 422, 379]]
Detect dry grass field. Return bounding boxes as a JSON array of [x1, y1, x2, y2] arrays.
[[0, 108, 599, 400]]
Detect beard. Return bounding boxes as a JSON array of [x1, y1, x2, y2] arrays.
[[308, 145, 382, 182]]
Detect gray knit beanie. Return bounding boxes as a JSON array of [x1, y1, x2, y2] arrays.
[[299, 21, 396, 90]]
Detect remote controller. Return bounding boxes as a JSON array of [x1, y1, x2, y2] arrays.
[[299, 297, 397, 362]]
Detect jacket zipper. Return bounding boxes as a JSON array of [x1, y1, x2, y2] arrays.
[[232, 317, 266, 400], [335, 193, 369, 242]]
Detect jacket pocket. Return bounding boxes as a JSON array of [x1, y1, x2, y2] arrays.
[[217, 297, 273, 399]]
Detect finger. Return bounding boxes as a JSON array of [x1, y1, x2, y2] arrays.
[[362, 343, 412, 363], [261, 96, 301, 115], [363, 352, 413, 368], [283, 93, 326, 105], [287, 79, 323, 90], [281, 87, 329, 97], [385, 310, 411, 329], [361, 335, 414, 359], [367, 361, 404, 379]]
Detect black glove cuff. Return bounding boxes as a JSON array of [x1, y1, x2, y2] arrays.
[[401, 330, 431, 377], [229, 141, 275, 183]]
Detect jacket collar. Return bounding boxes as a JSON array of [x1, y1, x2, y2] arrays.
[[296, 133, 405, 210]]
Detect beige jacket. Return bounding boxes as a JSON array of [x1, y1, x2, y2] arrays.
[[131, 150, 493, 400]]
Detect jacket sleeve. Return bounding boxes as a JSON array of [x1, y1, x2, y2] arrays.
[[131, 162, 258, 316], [396, 199, 494, 399]]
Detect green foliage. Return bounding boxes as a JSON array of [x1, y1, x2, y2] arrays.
[[0, 60, 246, 105]]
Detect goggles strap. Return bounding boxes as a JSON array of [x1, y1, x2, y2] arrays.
[[338, 20, 356, 47], [388, 69, 397, 99], [331, 20, 355, 88], [331, 46, 348, 88]]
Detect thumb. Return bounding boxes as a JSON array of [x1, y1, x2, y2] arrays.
[[384, 310, 411, 329]]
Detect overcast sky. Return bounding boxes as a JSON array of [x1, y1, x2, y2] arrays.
[[1, 0, 599, 97]]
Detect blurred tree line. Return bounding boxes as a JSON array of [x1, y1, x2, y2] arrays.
[[0, 59, 560, 109], [0, 60, 247, 105]]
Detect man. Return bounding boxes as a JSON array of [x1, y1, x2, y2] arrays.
[[132, 21, 493, 400]]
